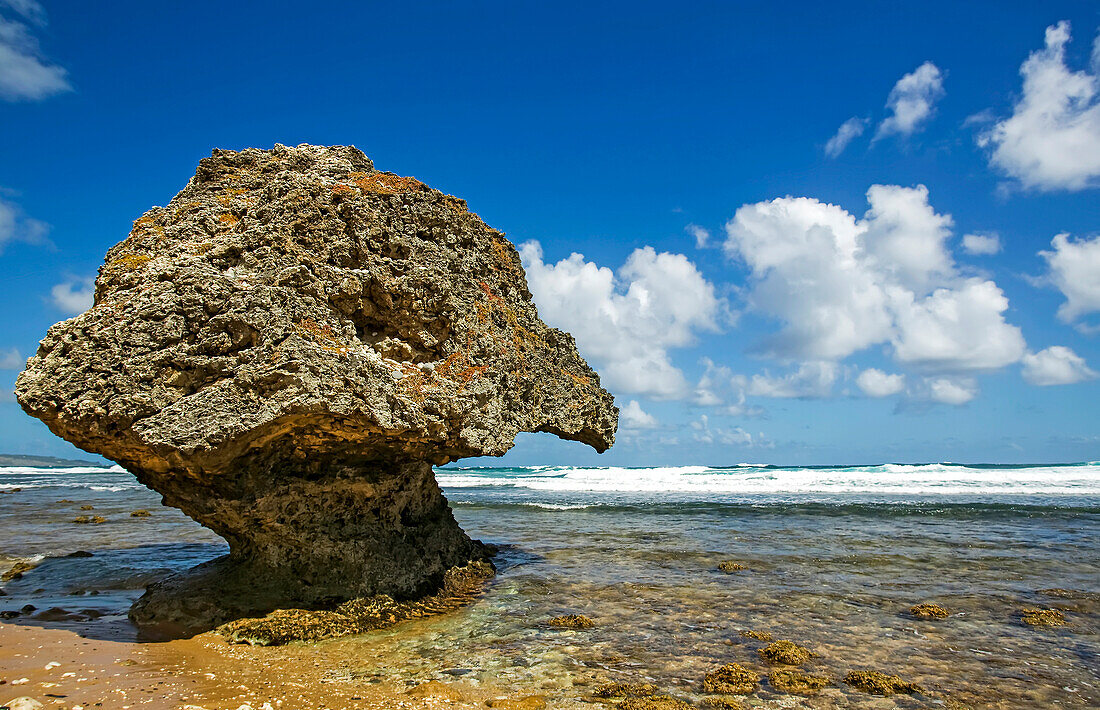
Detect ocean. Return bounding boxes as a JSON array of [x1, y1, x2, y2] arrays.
[[2, 462, 1099, 708]]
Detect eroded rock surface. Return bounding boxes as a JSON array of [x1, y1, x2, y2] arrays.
[[16, 144, 617, 634]]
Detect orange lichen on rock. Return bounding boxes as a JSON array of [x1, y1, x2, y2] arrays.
[[350, 171, 424, 195]]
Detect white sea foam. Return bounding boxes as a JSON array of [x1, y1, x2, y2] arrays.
[[436, 463, 1100, 497]]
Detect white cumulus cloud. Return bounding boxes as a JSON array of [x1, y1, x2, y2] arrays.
[[51, 276, 94, 314], [747, 361, 839, 399], [1039, 232, 1100, 327], [825, 116, 868, 157], [520, 241, 721, 400], [690, 415, 766, 448], [962, 232, 1002, 255], [926, 376, 978, 405], [0, 346, 22, 370], [1022, 346, 1098, 385], [0, 194, 50, 252], [686, 223, 711, 248], [875, 61, 945, 140], [692, 358, 767, 417], [978, 22, 1100, 191], [724, 184, 1026, 375], [0, 2, 70, 101], [890, 279, 1026, 372], [856, 368, 906, 397], [620, 400, 659, 429]]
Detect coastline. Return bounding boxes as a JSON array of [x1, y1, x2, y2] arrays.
[[3, 463, 1099, 709]]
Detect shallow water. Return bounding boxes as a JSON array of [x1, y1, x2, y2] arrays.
[[2, 463, 1099, 708]]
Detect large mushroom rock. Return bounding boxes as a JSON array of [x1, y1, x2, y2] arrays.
[[16, 144, 617, 635]]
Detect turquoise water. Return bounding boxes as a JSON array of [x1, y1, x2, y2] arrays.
[[2, 463, 1099, 708]]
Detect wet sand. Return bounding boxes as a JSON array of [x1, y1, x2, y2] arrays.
[[0, 622, 523, 710]]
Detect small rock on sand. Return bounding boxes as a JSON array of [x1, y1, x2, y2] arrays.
[[3, 697, 46, 710]]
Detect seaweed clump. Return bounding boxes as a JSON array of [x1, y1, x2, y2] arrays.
[[1020, 607, 1066, 626], [759, 639, 813, 665], [218, 561, 493, 645], [769, 669, 830, 695], [619, 696, 692, 710], [700, 696, 744, 709], [594, 683, 658, 698], [547, 613, 595, 629], [843, 670, 922, 695], [702, 663, 760, 694], [717, 561, 747, 573], [910, 603, 949, 619], [739, 629, 773, 641]]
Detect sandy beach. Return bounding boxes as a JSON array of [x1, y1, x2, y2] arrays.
[[0, 621, 537, 710]]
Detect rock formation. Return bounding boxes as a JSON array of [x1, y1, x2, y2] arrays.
[[16, 144, 617, 635]]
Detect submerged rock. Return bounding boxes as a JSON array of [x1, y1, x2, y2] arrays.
[[130, 509, 152, 518], [758, 639, 813, 665], [738, 629, 773, 641], [593, 682, 658, 698], [702, 663, 759, 694], [700, 697, 744, 709], [71, 515, 106, 524], [843, 670, 922, 695], [486, 696, 547, 710], [16, 144, 617, 635], [619, 696, 692, 710], [1037, 588, 1100, 602], [769, 669, 830, 694], [547, 613, 596, 629], [1020, 607, 1066, 626], [1, 560, 38, 581], [910, 602, 949, 619]]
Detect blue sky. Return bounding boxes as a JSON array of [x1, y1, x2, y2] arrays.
[[2, 1, 1099, 465]]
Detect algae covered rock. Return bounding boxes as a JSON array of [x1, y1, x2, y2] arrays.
[[738, 629, 773, 641], [16, 144, 617, 634], [758, 639, 813, 665], [547, 613, 596, 629], [717, 561, 747, 573], [910, 602, 949, 619], [843, 670, 922, 695], [769, 669, 830, 694], [619, 696, 692, 710], [1020, 607, 1066, 626], [702, 663, 760, 694], [219, 560, 492, 644], [593, 682, 658, 698]]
